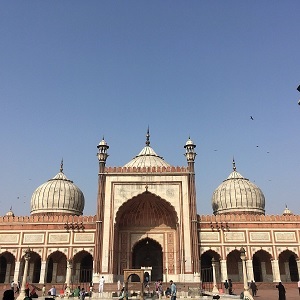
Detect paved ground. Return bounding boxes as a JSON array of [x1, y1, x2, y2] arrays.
[[1, 288, 300, 300], [224, 286, 300, 300]]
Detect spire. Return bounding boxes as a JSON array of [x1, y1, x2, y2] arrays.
[[60, 159, 64, 173], [145, 127, 150, 146], [232, 157, 236, 171]]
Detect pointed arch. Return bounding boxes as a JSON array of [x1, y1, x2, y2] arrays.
[[279, 250, 299, 282], [73, 250, 93, 283], [115, 191, 178, 228], [0, 252, 15, 283], [46, 251, 67, 283]]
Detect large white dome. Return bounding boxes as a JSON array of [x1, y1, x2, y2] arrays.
[[30, 164, 85, 215], [212, 161, 265, 215]]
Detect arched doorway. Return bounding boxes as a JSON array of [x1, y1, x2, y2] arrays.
[[132, 238, 162, 281], [200, 250, 221, 285], [0, 252, 15, 283], [73, 251, 93, 284], [46, 251, 67, 283], [253, 250, 272, 282], [115, 191, 178, 278], [279, 250, 299, 282]]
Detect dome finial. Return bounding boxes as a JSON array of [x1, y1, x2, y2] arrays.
[[60, 159, 64, 173], [146, 126, 150, 146], [232, 157, 236, 171]]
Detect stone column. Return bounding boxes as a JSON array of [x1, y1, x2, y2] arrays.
[[28, 263, 34, 282], [261, 262, 267, 282], [240, 248, 253, 300], [75, 263, 81, 283], [17, 249, 31, 300], [220, 260, 228, 282], [13, 261, 20, 283], [39, 261, 46, 284], [296, 260, 300, 279], [65, 260, 73, 286], [5, 263, 11, 283], [271, 259, 281, 282], [52, 263, 58, 283], [211, 259, 219, 294], [238, 261, 243, 282], [246, 260, 254, 282], [284, 262, 291, 282]]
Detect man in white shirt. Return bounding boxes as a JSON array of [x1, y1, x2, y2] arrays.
[[99, 276, 105, 296]]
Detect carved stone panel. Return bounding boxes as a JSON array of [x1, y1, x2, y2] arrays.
[[200, 232, 220, 242], [23, 233, 44, 244], [250, 232, 270, 242], [48, 233, 69, 243], [224, 232, 245, 242], [0, 234, 19, 244], [74, 233, 94, 243], [275, 232, 296, 242]]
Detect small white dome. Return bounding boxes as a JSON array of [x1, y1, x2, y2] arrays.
[[30, 165, 85, 215], [212, 161, 265, 215], [283, 205, 293, 215], [5, 207, 14, 217], [185, 137, 195, 147], [124, 130, 171, 168], [98, 138, 108, 147]]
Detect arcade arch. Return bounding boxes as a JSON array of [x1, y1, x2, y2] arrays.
[[73, 251, 93, 283], [132, 238, 162, 281], [252, 250, 272, 282], [0, 252, 15, 283], [46, 251, 67, 283], [200, 250, 221, 283], [279, 250, 299, 282]]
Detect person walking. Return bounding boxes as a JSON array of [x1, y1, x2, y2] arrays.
[[250, 281, 258, 297], [276, 282, 286, 300], [170, 280, 177, 300]]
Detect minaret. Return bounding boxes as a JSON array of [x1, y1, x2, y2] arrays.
[[184, 137, 200, 275], [94, 137, 109, 274]]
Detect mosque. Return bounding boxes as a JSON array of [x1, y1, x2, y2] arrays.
[[0, 130, 299, 291]]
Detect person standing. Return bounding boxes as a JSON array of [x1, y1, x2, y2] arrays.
[[170, 280, 177, 300], [48, 286, 57, 297], [10, 281, 14, 292], [80, 287, 86, 300], [157, 282, 163, 300], [42, 285, 46, 296], [99, 276, 105, 296], [228, 279, 233, 295], [249, 280, 258, 297], [224, 280, 229, 294], [276, 282, 286, 300]]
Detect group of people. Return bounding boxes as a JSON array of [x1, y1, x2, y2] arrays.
[[223, 279, 233, 295], [117, 279, 177, 300]]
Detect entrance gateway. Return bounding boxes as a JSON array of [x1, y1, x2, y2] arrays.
[[123, 269, 145, 295]]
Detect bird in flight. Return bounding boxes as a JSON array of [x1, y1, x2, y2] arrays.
[[250, 116, 254, 120]]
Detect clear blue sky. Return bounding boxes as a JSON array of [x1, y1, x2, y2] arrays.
[[0, 1, 299, 217]]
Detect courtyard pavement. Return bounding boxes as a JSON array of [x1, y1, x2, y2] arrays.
[[1, 288, 300, 300]]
